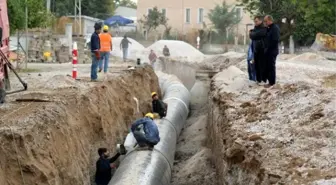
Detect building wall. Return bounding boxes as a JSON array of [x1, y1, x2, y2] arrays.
[[115, 6, 137, 19], [137, 0, 253, 36], [84, 19, 99, 35]]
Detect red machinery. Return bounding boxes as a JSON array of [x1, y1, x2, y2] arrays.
[[0, 0, 27, 103]]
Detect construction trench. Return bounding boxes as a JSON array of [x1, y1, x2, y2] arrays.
[[0, 52, 336, 185]]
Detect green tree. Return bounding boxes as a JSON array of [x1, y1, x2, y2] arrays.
[[138, 7, 168, 33], [8, 0, 52, 33], [240, 0, 298, 41], [117, 0, 137, 9], [50, 0, 73, 16], [292, 0, 336, 46], [51, 0, 115, 19], [8, 0, 25, 31], [207, 2, 241, 35], [27, 0, 53, 28], [82, 0, 114, 19]]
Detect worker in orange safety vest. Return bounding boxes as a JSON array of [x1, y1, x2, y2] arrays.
[[99, 25, 113, 73]]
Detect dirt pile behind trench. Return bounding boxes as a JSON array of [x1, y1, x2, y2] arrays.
[[0, 67, 160, 185], [208, 66, 336, 185]]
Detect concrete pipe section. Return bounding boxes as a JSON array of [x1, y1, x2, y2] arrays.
[[109, 72, 190, 185]]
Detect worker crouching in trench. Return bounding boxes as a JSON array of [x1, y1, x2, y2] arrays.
[[131, 113, 161, 150], [151, 92, 168, 119]]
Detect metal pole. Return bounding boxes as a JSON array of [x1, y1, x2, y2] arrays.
[[46, 0, 51, 12], [74, 0, 77, 34], [181, 0, 184, 36], [17, 31, 20, 69], [79, 0, 82, 35], [74, 0, 82, 36], [25, 0, 28, 69]]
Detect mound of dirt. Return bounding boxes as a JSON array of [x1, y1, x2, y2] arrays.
[[0, 66, 160, 185], [146, 40, 204, 62], [209, 65, 336, 185], [198, 53, 246, 71], [111, 37, 145, 60], [322, 74, 336, 88], [288, 52, 326, 61]]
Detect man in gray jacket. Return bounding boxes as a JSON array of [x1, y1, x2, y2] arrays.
[[120, 36, 132, 62]]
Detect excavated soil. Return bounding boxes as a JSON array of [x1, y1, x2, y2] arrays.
[[0, 66, 160, 185], [208, 64, 336, 185], [171, 107, 218, 185]]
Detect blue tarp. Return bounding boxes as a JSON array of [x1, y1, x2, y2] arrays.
[[104, 15, 134, 26]]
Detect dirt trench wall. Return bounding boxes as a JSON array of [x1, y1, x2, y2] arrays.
[[208, 92, 262, 185], [207, 66, 336, 185], [0, 67, 160, 185]]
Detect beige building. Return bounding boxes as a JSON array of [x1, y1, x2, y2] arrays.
[[137, 0, 254, 39]]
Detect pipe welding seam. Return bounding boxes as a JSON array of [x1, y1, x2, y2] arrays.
[[109, 74, 190, 185], [163, 97, 189, 113], [160, 118, 178, 139], [123, 147, 173, 171]]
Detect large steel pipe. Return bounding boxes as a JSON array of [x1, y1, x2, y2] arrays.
[[109, 72, 190, 185]]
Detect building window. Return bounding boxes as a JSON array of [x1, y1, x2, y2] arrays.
[[235, 6, 243, 18], [185, 8, 191, 23], [198, 8, 204, 23], [162, 8, 166, 17]]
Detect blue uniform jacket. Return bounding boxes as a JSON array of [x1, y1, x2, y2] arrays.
[[90, 32, 100, 52], [131, 118, 160, 144], [247, 41, 254, 62]]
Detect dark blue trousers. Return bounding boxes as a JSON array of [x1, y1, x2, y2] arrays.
[[247, 60, 256, 81], [265, 54, 278, 85]]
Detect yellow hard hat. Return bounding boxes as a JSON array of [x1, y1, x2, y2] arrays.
[[103, 25, 109, 31], [145, 113, 154, 119], [43, 52, 51, 57], [151, 92, 157, 97]]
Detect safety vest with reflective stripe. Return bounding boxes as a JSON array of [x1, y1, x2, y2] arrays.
[[99, 33, 112, 52]]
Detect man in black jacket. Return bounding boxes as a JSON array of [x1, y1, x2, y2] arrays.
[[95, 146, 126, 185], [151, 92, 167, 118], [264, 15, 280, 87], [249, 16, 268, 83]]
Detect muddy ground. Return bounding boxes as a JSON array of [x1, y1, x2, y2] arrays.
[[0, 63, 160, 185]]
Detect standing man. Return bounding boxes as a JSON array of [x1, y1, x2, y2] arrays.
[[90, 23, 102, 82], [120, 36, 132, 62], [99, 25, 112, 74], [131, 113, 160, 150], [264, 15, 280, 87], [249, 16, 267, 84], [148, 50, 157, 68], [163, 45, 170, 57]]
